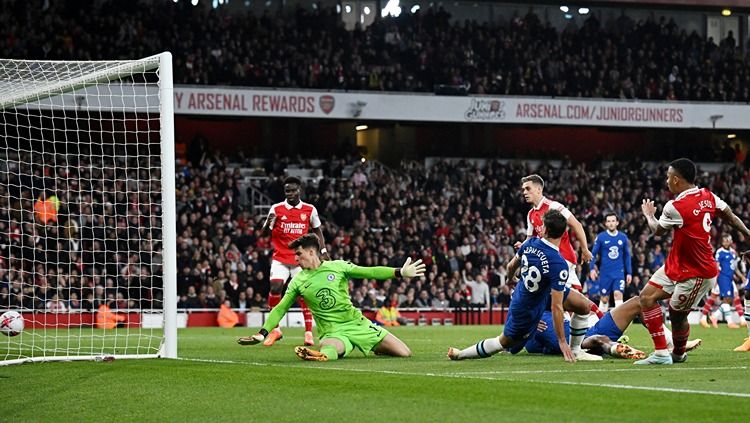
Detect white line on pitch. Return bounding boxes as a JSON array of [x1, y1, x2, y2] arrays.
[[176, 357, 750, 398], [449, 365, 748, 375]]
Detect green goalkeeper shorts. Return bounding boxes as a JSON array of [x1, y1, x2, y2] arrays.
[[321, 316, 390, 357]]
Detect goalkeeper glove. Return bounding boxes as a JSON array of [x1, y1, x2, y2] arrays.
[[400, 257, 426, 278], [237, 329, 268, 345]]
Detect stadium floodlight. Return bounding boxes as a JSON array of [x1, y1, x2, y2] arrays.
[[0, 53, 177, 365], [559, 5, 569, 12], [345, 4, 352, 13], [564, 13, 573, 19], [363, 6, 371, 14], [411, 5, 420, 13], [722, 9, 731, 16], [578, 7, 589, 14], [728, 134, 737, 139], [191, 0, 198, 5], [381, 0, 401, 17]]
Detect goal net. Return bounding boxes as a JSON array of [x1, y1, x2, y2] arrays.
[[0, 53, 177, 365]]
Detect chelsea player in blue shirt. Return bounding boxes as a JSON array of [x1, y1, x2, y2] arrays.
[[590, 213, 632, 313], [448, 210, 600, 363]]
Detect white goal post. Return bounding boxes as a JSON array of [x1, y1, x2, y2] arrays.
[[0, 53, 177, 365]]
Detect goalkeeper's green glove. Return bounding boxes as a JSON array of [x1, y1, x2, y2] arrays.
[[400, 257, 426, 278], [237, 329, 268, 345]]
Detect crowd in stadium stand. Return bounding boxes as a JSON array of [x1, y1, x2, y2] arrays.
[[3, 1, 750, 102], [5, 140, 750, 314], [0, 144, 164, 312]]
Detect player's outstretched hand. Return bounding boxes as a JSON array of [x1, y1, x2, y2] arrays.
[[237, 333, 265, 346], [513, 241, 523, 250], [581, 248, 593, 263], [400, 257, 426, 278], [641, 199, 656, 218], [559, 343, 576, 363]]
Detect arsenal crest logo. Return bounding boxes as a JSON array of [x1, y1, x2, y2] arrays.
[[319, 95, 335, 114], [300, 213, 308, 220]]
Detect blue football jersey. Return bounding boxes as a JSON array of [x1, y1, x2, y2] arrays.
[[715, 248, 737, 278], [512, 238, 569, 311], [591, 230, 632, 277]]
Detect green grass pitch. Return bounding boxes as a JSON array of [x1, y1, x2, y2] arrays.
[[1, 325, 748, 422]]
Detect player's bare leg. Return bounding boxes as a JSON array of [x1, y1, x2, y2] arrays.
[[373, 333, 412, 357]]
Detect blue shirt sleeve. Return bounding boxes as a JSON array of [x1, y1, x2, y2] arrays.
[[622, 234, 632, 275], [590, 234, 601, 271], [550, 259, 568, 292]]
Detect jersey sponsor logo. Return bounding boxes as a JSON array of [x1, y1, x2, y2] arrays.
[[608, 246, 619, 260], [316, 288, 336, 310], [281, 222, 306, 234]]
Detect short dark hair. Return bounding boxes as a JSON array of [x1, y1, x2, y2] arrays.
[[284, 176, 302, 186], [669, 158, 696, 184], [543, 210, 567, 239], [288, 233, 320, 250], [521, 174, 544, 188], [604, 212, 618, 221]]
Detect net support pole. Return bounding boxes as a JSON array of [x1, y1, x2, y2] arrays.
[[159, 52, 178, 359]]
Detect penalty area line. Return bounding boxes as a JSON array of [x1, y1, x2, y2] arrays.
[[176, 357, 750, 398]]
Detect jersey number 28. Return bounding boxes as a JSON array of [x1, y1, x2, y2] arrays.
[[521, 255, 542, 292]]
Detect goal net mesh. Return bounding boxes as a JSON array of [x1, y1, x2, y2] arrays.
[[0, 55, 174, 364]]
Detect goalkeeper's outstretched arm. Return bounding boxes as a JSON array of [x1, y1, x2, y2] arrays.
[[237, 282, 299, 345], [347, 257, 426, 280]]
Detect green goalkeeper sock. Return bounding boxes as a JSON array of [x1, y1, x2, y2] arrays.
[[320, 345, 339, 360]]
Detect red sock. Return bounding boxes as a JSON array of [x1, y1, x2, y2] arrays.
[[734, 296, 744, 315], [642, 304, 668, 351], [268, 292, 281, 308], [590, 302, 604, 319], [702, 296, 716, 316], [298, 298, 313, 332]]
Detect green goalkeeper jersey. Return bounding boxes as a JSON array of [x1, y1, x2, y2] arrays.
[[262, 260, 396, 336]]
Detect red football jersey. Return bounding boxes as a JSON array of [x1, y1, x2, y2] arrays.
[[526, 197, 577, 264], [269, 200, 321, 265], [659, 187, 727, 281]]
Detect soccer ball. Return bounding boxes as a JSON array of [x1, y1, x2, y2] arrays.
[[0, 311, 24, 337]]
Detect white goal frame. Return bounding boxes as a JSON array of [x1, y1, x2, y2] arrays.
[[0, 52, 177, 365]]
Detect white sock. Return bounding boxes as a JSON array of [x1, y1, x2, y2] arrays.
[[745, 299, 750, 336], [663, 324, 673, 349], [614, 298, 623, 308], [712, 308, 723, 321], [457, 336, 503, 359], [598, 300, 609, 313], [570, 313, 590, 353], [721, 303, 732, 322]]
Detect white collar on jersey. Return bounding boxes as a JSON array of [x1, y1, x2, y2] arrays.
[[675, 186, 700, 201], [606, 230, 619, 236], [283, 200, 304, 209], [541, 237, 560, 251], [533, 196, 548, 210]]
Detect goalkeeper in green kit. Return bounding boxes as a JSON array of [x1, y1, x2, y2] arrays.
[[238, 233, 426, 361]]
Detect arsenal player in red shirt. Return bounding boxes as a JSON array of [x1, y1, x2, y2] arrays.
[[512, 174, 602, 359], [261, 176, 329, 346], [637, 158, 750, 364]]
